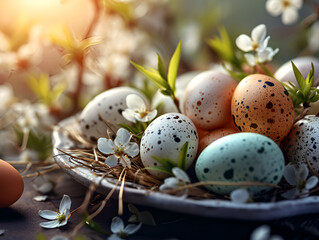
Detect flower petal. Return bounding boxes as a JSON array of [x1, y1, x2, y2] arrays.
[[111, 216, 125, 234], [136, 110, 158, 122], [115, 128, 131, 147], [250, 225, 271, 240], [59, 195, 71, 214], [230, 188, 250, 203], [159, 177, 179, 190], [122, 109, 137, 123], [105, 155, 118, 167], [236, 34, 253, 52], [266, 0, 283, 16], [108, 234, 122, 240], [281, 188, 299, 200], [126, 94, 146, 111], [124, 222, 142, 235], [125, 142, 139, 157], [38, 210, 58, 220], [291, 0, 303, 9], [39, 220, 61, 229], [251, 24, 266, 45], [298, 164, 309, 181], [306, 176, 318, 190], [119, 155, 131, 168], [172, 167, 190, 183], [98, 138, 115, 154], [244, 53, 257, 66], [283, 164, 298, 185], [282, 7, 299, 25]]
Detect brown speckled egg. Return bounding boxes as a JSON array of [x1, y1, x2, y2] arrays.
[[198, 127, 239, 153], [231, 74, 294, 142], [183, 70, 237, 131]]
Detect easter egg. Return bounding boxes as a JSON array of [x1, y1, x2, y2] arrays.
[[283, 115, 319, 171], [0, 159, 24, 208], [198, 127, 239, 153], [183, 70, 237, 130], [79, 87, 149, 142], [195, 133, 284, 195], [231, 74, 294, 142], [140, 113, 198, 179], [275, 56, 319, 87]]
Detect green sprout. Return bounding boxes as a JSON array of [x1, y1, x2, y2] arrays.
[[146, 141, 189, 175], [131, 41, 182, 112]]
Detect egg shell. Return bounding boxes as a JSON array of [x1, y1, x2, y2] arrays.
[[283, 115, 319, 171], [231, 74, 294, 142], [198, 127, 239, 153], [195, 133, 284, 195], [79, 87, 149, 142], [0, 159, 24, 208], [140, 113, 198, 179], [183, 70, 237, 130], [275, 56, 319, 87]]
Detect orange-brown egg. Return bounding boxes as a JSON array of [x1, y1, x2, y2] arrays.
[[0, 159, 24, 208], [231, 74, 294, 142], [198, 127, 239, 153]]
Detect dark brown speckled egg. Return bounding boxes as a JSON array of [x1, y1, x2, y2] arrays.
[[231, 74, 294, 142]]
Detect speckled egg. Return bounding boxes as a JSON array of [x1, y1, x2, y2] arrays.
[[283, 115, 319, 171], [183, 70, 237, 130], [275, 56, 319, 87], [231, 74, 294, 142], [198, 127, 239, 153], [140, 113, 198, 179], [80, 87, 149, 142], [195, 132, 284, 195]]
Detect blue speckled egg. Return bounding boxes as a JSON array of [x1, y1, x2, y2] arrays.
[[140, 113, 198, 179], [195, 132, 284, 195]]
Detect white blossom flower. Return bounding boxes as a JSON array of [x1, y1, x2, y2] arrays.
[[97, 128, 139, 168], [230, 188, 250, 203], [32, 175, 54, 194], [266, 0, 303, 25], [236, 24, 270, 53], [0, 229, 5, 236], [281, 163, 318, 200], [38, 195, 71, 229], [244, 47, 279, 66], [250, 225, 283, 240], [159, 167, 190, 196], [308, 21, 319, 52], [122, 94, 157, 123], [33, 195, 48, 202], [0, 84, 15, 114], [108, 216, 142, 240]]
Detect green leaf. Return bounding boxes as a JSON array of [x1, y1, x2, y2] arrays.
[[144, 166, 173, 175], [36, 233, 47, 240], [131, 61, 170, 90], [128, 203, 139, 214], [152, 155, 176, 170], [167, 41, 182, 93], [292, 61, 306, 90], [157, 54, 167, 80], [177, 142, 188, 170], [303, 63, 315, 97]]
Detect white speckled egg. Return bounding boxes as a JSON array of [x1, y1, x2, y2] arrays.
[[80, 87, 149, 142], [275, 56, 319, 87], [195, 132, 284, 195], [140, 113, 198, 179], [183, 70, 237, 130], [283, 115, 319, 171]]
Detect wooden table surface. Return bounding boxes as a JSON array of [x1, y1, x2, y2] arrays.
[[1, 168, 319, 240]]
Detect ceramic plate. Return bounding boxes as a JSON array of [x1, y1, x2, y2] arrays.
[[52, 116, 319, 220]]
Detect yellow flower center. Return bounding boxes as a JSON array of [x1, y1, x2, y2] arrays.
[[114, 147, 125, 158], [297, 180, 306, 191], [283, 0, 291, 8], [57, 213, 66, 224]]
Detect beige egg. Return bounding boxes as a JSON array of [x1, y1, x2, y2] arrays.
[[183, 70, 237, 131], [231, 74, 295, 142]]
